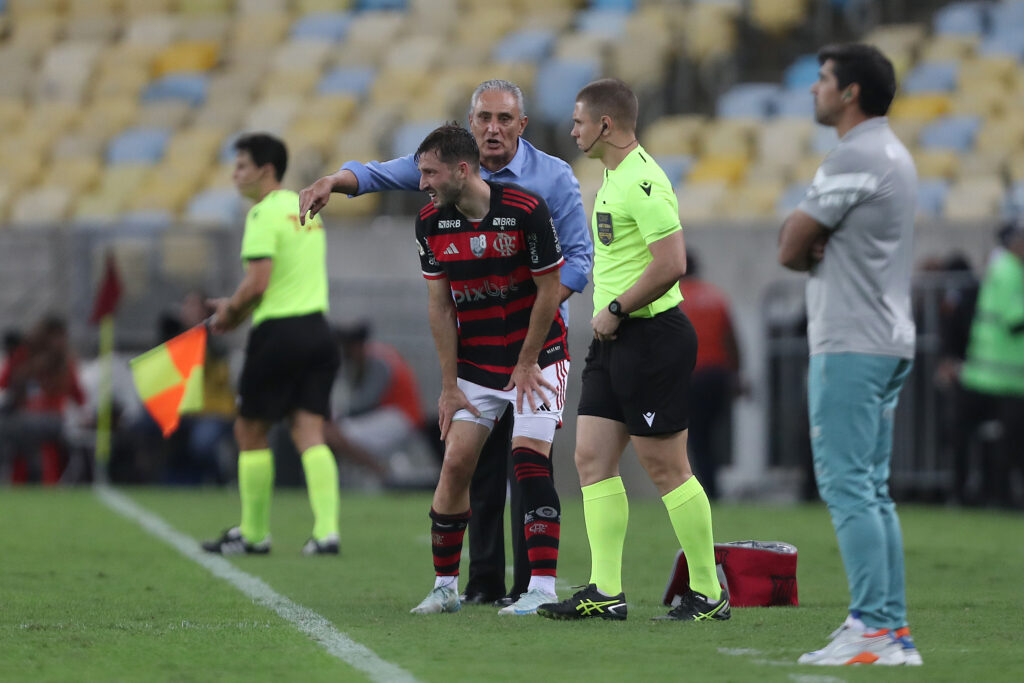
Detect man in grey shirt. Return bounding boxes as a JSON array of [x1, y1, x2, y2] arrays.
[[779, 43, 921, 667]]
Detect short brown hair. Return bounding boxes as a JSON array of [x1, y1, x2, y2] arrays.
[[575, 78, 638, 131], [415, 122, 479, 170]]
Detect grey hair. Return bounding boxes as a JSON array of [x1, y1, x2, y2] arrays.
[[468, 79, 526, 119]]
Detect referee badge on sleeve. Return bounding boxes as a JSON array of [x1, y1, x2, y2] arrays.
[[597, 212, 614, 245]]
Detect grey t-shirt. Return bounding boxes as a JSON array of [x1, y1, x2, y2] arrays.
[[797, 117, 917, 359]]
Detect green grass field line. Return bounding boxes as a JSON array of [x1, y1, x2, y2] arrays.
[[2, 487, 1023, 682]]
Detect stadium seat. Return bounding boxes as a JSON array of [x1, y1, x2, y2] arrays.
[[124, 14, 180, 47], [41, 157, 103, 193], [493, 29, 557, 64], [390, 119, 445, 158], [887, 94, 952, 121], [719, 179, 786, 219], [944, 176, 1006, 220], [590, 0, 636, 9], [901, 61, 959, 93], [330, 11, 406, 67], [161, 232, 212, 280], [683, 3, 738, 61], [773, 87, 814, 118], [10, 186, 75, 224], [642, 115, 705, 157], [65, 14, 122, 42], [231, 13, 290, 48], [37, 42, 104, 103], [949, 86, 1005, 118], [318, 67, 377, 99], [776, 182, 809, 217], [748, 0, 807, 35], [107, 127, 172, 165], [242, 97, 303, 135], [757, 119, 814, 169], [179, 0, 232, 13], [916, 178, 949, 217], [136, 101, 194, 130], [153, 42, 220, 77], [1003, 180, 1024, 217], [0, 99, 26, 132], [933, 2, 988, 36], [783, 54, 820, 89], [533, 58, 600, 126], [576, 9, 631, 40], [913, 149, 960, 180], [716, 83, 782, 119], [291, 12, 352, 42], [142, 73, 209, 107], [979, 27, 1024, 60], [258, 70, 320, 99], [653, 155, 694, 189], [699, 120, 757, 159], [687, 156, 748, 185], [918, 116, 981, 152], [181, 191, 235, 227], [676, 182, 729, 223], [919, 35, 978, 62]]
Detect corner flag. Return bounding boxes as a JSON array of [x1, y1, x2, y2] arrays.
[[130, 325, 207, 436]]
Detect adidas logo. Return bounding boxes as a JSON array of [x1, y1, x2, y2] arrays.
[[443, 243, 460, 255], [642, 411, 655, 427]]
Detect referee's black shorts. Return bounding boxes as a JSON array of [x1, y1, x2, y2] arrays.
[[237, 312, 340, 422], [577, 306, 697, 436]]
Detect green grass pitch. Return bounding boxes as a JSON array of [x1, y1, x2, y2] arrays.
[[2, 487, 1022, 682]]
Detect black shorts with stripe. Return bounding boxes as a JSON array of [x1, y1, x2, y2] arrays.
[[238, 312, 340, 421], [577, 307, 697, 436]]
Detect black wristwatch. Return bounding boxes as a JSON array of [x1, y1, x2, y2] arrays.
[[608, 299, 629, 319]]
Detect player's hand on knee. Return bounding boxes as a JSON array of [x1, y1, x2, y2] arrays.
[[437, 386, 480, 441]]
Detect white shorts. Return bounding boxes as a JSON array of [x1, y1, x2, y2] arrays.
[[453, 360, 569, 443]]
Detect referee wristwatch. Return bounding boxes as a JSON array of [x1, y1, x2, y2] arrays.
[[608, 299, 629, 319]]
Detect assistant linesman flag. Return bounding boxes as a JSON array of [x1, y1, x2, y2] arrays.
[[130, 325, 207, 436]]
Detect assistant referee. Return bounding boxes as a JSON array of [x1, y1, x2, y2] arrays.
[[538, 79, 728, 622], [202, 133, 341, 557]]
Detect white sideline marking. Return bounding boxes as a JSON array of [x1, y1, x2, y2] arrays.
[[95, 485, 418, 683]]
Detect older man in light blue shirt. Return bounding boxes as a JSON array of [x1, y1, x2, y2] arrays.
[[299, 79, 592, 610]]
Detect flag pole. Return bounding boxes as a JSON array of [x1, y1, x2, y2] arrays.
[[94, 313, 115, 484]]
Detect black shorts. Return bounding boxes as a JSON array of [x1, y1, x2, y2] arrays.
[[577, 307, 697, 436], [237, 313, 340, 421]]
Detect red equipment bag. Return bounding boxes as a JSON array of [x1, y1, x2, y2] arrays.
[[663, 540, 799, 608]]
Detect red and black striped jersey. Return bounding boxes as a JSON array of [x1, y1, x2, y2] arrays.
[[415, 181, 567, 389]]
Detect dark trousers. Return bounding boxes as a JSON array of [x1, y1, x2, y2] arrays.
[[687, 367, 733, 500], [465, 408, 531, 599], [952, 386, 1024, 507]]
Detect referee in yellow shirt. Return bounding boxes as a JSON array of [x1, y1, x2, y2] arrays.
[[202, 133, 341, 556], [539, 79, 728, 622]]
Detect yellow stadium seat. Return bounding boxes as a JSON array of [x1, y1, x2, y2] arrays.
[[66, 14, 122, 42], [92, 65, 150, 100], [919, 35, 977, 62], [9, 13, 63, 50], [231, 14, 291, 49], [370, 67, 430, 107], [687, 156, 748, 185], [889, 118, 928, 148], [571, 156, 605, 186], [10, 186, 76, 224], [888, 94, 951, 121], [744, 159, 795, 185], [643, 113, 708, 158], [78, 97, 141, 139], [180, 0, 233, 13], [286, 119, 337, 158], [179, 14, 231, 43], [0, 155, 44, 192], [677, 182, 729, 223], [864, 23, 928, 60], [237, 0, 291, 13], [299, 95, 359, 130], [257, 70, 320, 99], [912, 149, 960, 180], [943, 176, 1004, 220], [791, 154, 826, 184], [8, 0, 62, 13], [0, 99, 27, 132], [453, 9, 517, 52], [136, 101, 194, 130], [683, 4, 738, 61], [202, 163, 236, 191], [296, 0, 355, 11], [124, 14, 181, 47], [756, 119, 814, 168], [52, 133, 107, 161], [126, 179, 194, 215], [553, 33, 607, 64], [153, 42, 221, 78], [749, 0, 808, 35], [0, 183, 11, 223], [165, 127, 226, 167], [957, 151, 1006, 179], [719, 180, 786, 220], [96, 165, 155, 205], [124, 0, 174, 15], [68, 0, 120, 14], [976, 117, 1024, 155], [42, 158, 104, 193], [243, 97, 303, 135], [193, 95, 251, 130], [272, 40, 334, 73], [699, 120, 756, 159], [959, 56, 1019, 90], [949, 87, 1006, 119], [520, 8, 575, 33], [1008, 154, 1024, 182]]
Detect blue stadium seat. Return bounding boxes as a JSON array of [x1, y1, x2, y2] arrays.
[[653, 155, 694, 189], [901, 61, 959, 93], [186, 189, 244, 224], [776, 182, 809, 216], [979, 28, 1024, 60], [716, 83, 781, 119], [590, 0, 636, 9], [533, 58, 600, 126], [576, 9, 631, 39], [317, 66, 376, 98], [141, 73, 209, 107], [990, 0, 1024, 28], [918, 116, 981, 152], [917, 179, 949, 216], [121, 210, 174, 230], [493, 29, 557, 64], [107, 128, 173, 165], [356, 0, 407, 10], [933, 2, 988, 36], [783, 54, 820, 90], [773, 87, 814, 118], [391, 119, 444, 158], [291, 12, 352, 42]]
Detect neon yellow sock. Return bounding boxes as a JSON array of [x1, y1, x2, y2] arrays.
[[238, 449, 274, 543], [663, 477, 721, 601], [301, 444, 339, 541], [582, 476, 628, 596]]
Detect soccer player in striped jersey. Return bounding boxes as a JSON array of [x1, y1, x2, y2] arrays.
[[408, 124, 568, 617]]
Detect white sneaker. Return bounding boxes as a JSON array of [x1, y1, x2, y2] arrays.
[[498, 588, 557, 615], [798, 615, 906, 665], [410, 586, 461, 615]]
